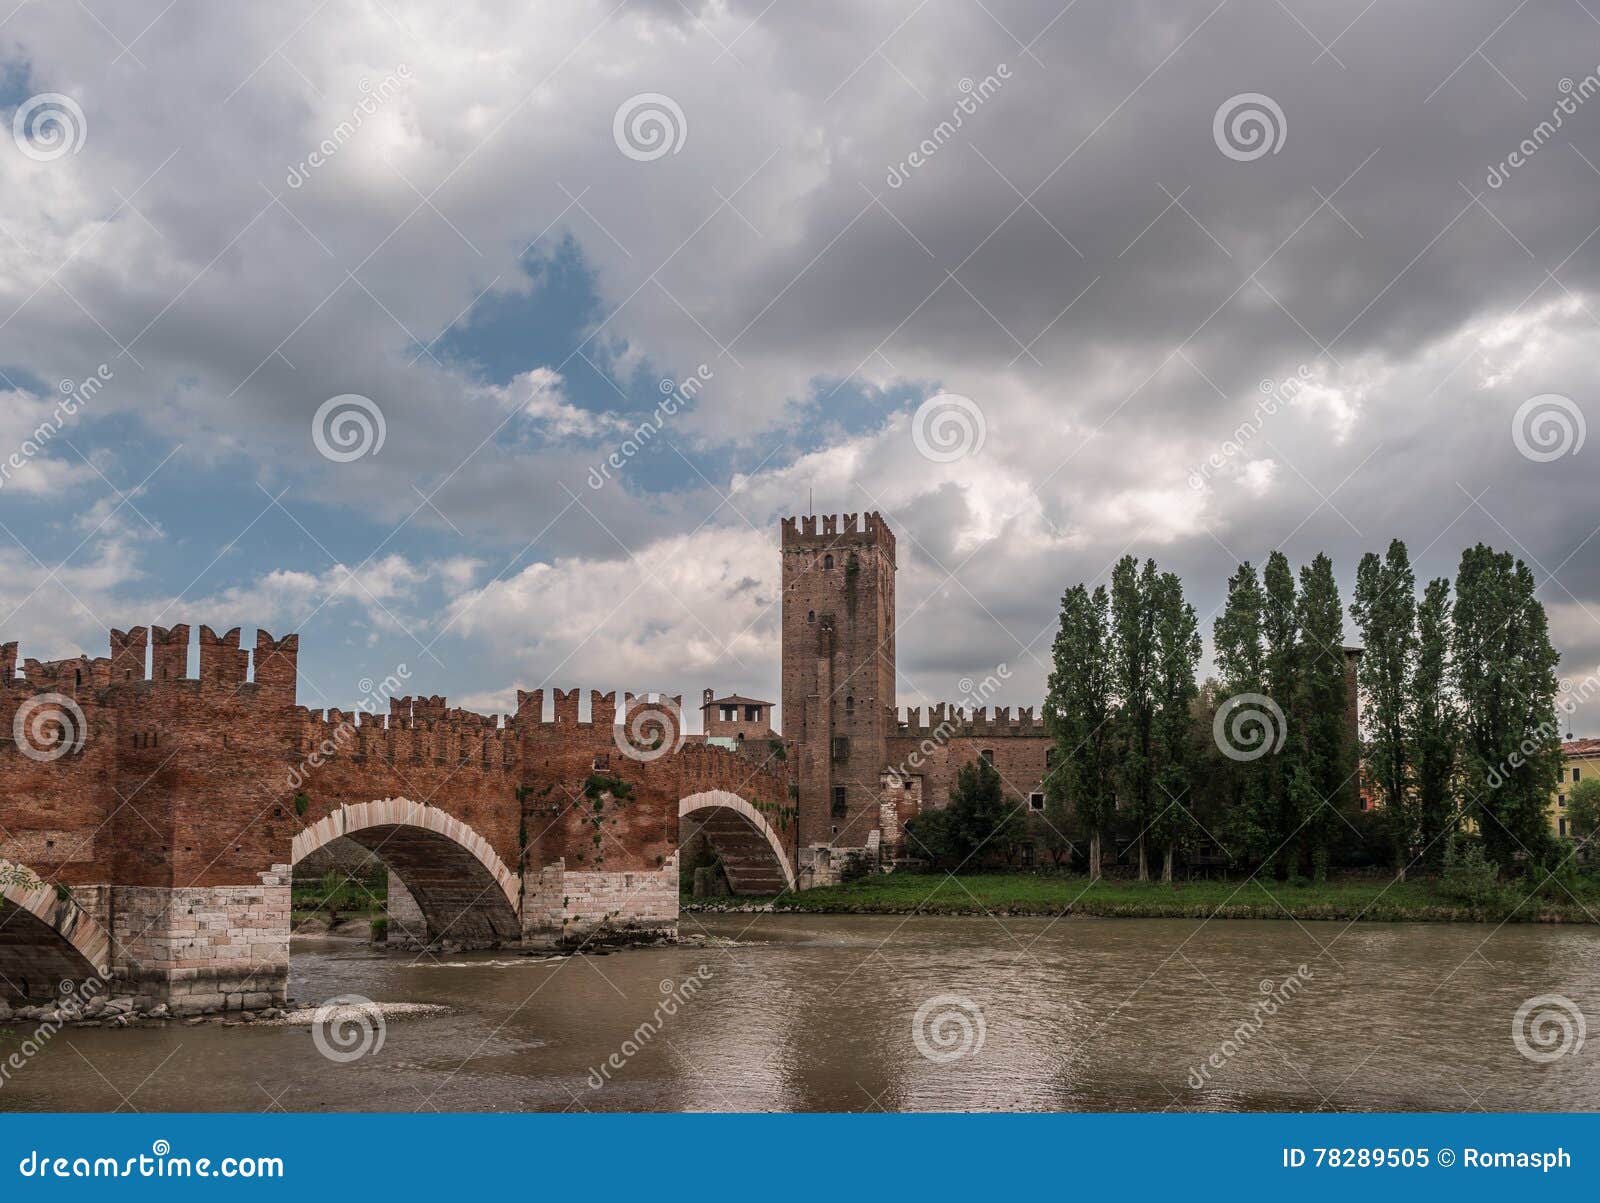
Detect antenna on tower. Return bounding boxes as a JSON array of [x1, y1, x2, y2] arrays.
[[808, 485, 813, 516]]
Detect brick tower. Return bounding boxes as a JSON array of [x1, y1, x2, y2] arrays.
[[781, 513, 897, 866]]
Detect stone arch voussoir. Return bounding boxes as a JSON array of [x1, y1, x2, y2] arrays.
[[0, 859, 113, 991], [292, 799, 521, 941], [679, 789, 796, 893]]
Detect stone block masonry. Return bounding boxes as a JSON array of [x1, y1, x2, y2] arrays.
[[522, 855, 680, 948], [111, 867, 292, 1014]]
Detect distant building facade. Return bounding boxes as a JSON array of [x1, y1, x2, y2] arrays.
[[1554, 738, 1600, 838], [700, 690, 776, 744]]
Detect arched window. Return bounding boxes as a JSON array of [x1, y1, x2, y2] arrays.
[[980, 748, 994, 765], [845, 695, 855, 714], [823, 554, 834, 570], [807, 610, 815, 623]]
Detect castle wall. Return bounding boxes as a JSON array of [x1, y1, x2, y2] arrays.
[[885, 706, 1054, 825]]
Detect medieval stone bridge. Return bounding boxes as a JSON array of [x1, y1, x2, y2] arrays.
[[0, 625, 795, 1014]]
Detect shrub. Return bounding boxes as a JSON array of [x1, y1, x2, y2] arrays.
[[1439, 835, 1506, 907]]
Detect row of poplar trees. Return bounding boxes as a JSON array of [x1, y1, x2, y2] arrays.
[[1043, 541, 1563, 881]]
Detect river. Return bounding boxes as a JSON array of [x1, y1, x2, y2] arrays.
[[2, 913, 1594, 1111]]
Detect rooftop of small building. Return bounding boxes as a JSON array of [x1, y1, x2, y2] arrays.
[[1562, 737, 1600, 757], [703, 694, 773, 708]]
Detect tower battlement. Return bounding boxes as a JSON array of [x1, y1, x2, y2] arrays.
[[780, 511, 896, 552]]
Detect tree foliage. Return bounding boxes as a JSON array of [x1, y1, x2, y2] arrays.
[[1567, 777, 1600, 850], [1350, 540, 1417, 872], [906, 758, 1024, 870], [1452, 545, 1561, 871], [1044, 583, 1115, 879], [1412, 576, 1458, 869]]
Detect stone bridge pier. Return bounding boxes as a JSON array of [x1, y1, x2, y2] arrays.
[[0, 627, 797, 1014]]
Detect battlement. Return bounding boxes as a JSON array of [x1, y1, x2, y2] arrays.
[[891, 702, 1047, 739], [509, 688, 681, 730], [781, 511, 896, 552], [1, 625, 300, 701]]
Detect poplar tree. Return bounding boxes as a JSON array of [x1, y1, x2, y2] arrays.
[[1412, 577, 1457, 870], [1295, 553, 1350, 881], [1151, 569, 1201, 882], [1111, 556, 1159, 880], [1349, 540, 1418, 877], [1451, 545, 1561, 872], [1212, 562, 1273, 866], [1044, 583, 1115, 880], [1262, 552, 1301, 875]]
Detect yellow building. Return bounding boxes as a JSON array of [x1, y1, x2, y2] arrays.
[[1553, 738, 1600, 838]]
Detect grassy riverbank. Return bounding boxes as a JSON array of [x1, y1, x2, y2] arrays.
[[685, 872, 1600, 924]]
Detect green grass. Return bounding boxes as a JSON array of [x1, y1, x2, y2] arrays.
[[686, 872, 1600, 924], [291, 871, 387, 919]]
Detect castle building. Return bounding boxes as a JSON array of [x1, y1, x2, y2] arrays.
[[700, 690, 776, 744], [775, 512, 1361, 883], [779, 512, 1053, 881]]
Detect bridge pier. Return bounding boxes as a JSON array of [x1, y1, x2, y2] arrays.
[[110, 868, 292, 1014], [520, 854, 679, 949]]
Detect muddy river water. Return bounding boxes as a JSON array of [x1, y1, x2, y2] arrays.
[[2, 913, 1594, 1111]]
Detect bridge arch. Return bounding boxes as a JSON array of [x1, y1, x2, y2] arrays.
[[0, 861, 112, 999], [293, 799, 521, 947], [679, 789, 795, 895]]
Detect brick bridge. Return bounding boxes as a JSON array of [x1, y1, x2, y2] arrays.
[[0, 625, 795, 1014]]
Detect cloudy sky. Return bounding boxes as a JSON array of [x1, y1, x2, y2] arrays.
[[1, 0, 1598, 732]]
